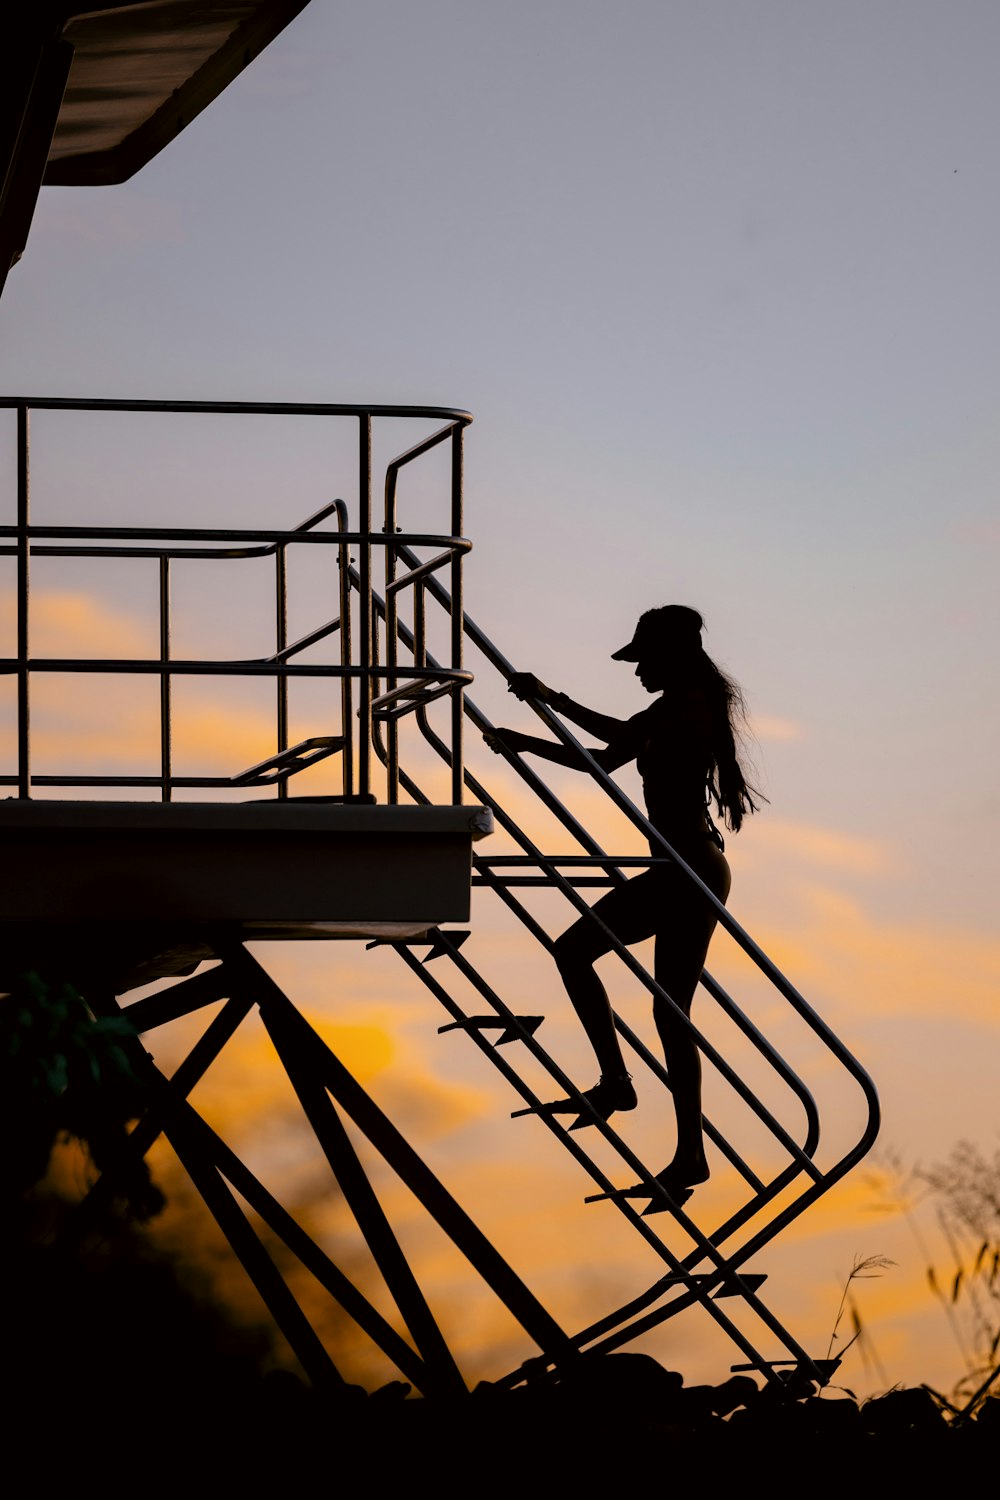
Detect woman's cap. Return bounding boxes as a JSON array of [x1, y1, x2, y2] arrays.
[[612, 605, 704, 660]]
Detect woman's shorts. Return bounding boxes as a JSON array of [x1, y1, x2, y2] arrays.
[[563, 836, 731, 955]]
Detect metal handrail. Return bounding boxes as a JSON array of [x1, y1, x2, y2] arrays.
[[358, 547, 881, 1380], [383, 418, 466, 804], [2, 398, 472, 803], [0, 397, 473, 419], [390, 537, 879, 1151], [365, 597, 825, 1379], [368, 592, 827, 1186]]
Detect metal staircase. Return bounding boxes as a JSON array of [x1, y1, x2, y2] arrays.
[[356, 540, 881, 1389], [2, 396, 880, 1397]]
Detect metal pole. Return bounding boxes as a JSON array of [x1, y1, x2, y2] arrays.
[[450, 424, 464, 805], [275, 542, 288, 800], [358, 415, 372, 800], [385, 465, 399, 803], [335, 499, 354, 799], [16, 405, 29, 799], [159, 555, 171, 800]]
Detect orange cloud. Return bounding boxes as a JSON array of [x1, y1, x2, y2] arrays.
[[139, 976, 494, 1157], [170, 699, 281, 775], [749, 884, 1000, 1027], [0, 586, 155, 658], [0, 587, 298, 778], [737, 818, 894, 877], [2, 682, 284, 778]]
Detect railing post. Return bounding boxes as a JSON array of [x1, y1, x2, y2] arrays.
[[335, 499, 354, 800], [275, 540, 289, 800], [159, 555, 171, 801], [358, 414, 372, 801], [450, 422, 464, 805], [16, 404, 30, 800], [385, 465, 399, 804]]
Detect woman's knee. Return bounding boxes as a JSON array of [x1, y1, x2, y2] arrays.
[[553, 925, 601, 975]]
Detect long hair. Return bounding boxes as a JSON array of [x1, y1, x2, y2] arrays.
[[699, 652, 763, 833], [633, 605, 763, 833]]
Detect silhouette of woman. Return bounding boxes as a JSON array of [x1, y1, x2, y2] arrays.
[[484, 605, 760, 1205]]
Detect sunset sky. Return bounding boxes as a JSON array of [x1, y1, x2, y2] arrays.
[[2, 1, 998, 1399]]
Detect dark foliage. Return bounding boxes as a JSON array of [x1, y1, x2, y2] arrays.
[[152, 1353, 997, 1489], [0, 970, 162, 1215]]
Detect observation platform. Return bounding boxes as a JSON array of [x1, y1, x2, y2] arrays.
[[0, 395, 483, 987], [0, 799, 492, 989]]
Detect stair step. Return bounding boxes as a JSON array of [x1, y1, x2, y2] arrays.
[[419, 930, 471, 962], [511, 1096, 588, 1123], [438, 1015, 544, 1046], [231, 735, 345, 786], [585, 1181, 693, 1211], [365, 929, 470, 960]]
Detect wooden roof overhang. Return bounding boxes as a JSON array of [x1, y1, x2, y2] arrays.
[[1, 1, 311, 293]]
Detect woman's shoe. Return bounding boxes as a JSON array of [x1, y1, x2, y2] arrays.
[[583, 1163, 696, 1212], [568, 1072, 637, 1130], [641, 1163, 703, 1214]]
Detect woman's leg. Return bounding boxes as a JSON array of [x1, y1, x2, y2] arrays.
[[552, 923, 629, 1081], [651, 843, 731, 1184], [550, 875, 659, 1110]]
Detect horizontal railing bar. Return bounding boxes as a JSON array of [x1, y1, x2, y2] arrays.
[[0, 774, 266, 787], [2, 545, 298, 560], [0, 397, 473, 422], [0, 659, 471, 680], [0, 499, 350, 563], [0, 504, 352, 564], [0, 526, 472, 550]]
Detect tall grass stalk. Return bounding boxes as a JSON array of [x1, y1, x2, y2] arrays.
[[825, 1253, 895, 1390]]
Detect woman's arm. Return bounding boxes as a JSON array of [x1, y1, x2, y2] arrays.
[[484, 727, 590, 770], [484, 725, 637, 774], [550, 691, 626, 742], [507, 671, 626, 741]]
